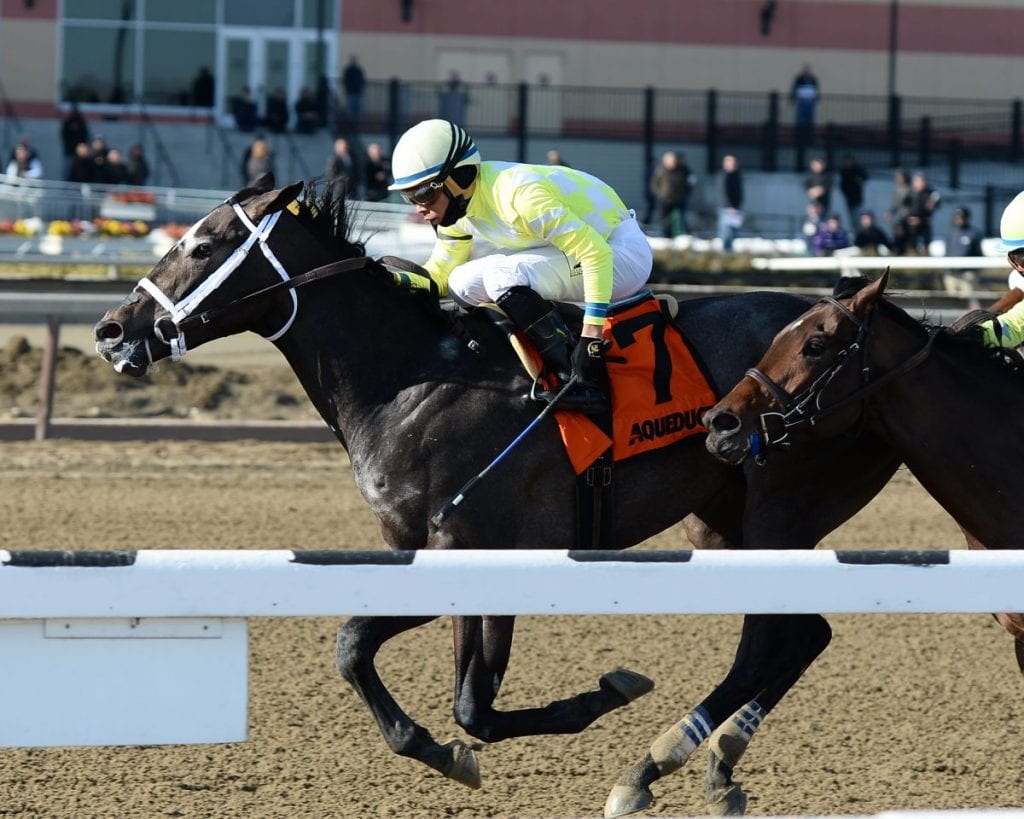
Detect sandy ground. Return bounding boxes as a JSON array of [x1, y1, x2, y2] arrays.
[[1, 328, 1023, 818]]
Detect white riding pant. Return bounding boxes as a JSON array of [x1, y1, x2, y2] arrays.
[[447, 214, 653, 307]]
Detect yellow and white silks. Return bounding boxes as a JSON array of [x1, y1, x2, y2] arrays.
[[422, 161, 652, 329]]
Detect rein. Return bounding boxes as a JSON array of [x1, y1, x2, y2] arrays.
[[745, 296, 941, 458]]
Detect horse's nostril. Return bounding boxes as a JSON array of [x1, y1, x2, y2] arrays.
[[709, 411, 740, 434], [93, 320, 124, 345]]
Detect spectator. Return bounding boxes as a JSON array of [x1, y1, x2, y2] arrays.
[[717, 154, 744, 252], [191, 66, 214, 108], [232, 86, 259, 133], [853, 210, 891, 255], [838, 153, 868, 226], [363, 142, 391, 202], [5, 143, 43, 179], [438, 73, 469, 125], [944, 206, 983, 257], [243, 136, 274, 186], [68, 141, 95, 183], [90, 134, 109, 181], [6, 134, 38, 168], [649, 150, 694, 238], [790, 63, 820, 151], [803, 156, 832, 212], [546, 149, 570, 167], [342, 55, 366, 131], [812, 213, 851, 257], [125, 143, 150, 186], [294, 87, 320, 134], [903, 170, 941, 254], [800, 200, 826, 250], [60, 104, 89, 178], [102, 148, 129, 184], [886, 168, 911, 253], [264, 87, 289, 133], [325, 137, 358, 196]]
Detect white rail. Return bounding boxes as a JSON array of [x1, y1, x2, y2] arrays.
[[0, 548, 1020, 618]]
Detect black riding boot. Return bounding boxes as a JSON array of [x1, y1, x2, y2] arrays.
[[496, 286, 608, 414]]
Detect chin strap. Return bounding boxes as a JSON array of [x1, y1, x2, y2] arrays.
[[136, 201, 296, 360]]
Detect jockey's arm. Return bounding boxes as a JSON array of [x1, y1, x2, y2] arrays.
[[422, 229, 473, 296]]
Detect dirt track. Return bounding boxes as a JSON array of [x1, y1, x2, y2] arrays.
[[1, 329, 1023, 818], [1, 438, 1023, 818]]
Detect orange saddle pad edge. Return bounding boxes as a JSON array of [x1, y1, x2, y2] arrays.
[[556, 294, 718, 475]]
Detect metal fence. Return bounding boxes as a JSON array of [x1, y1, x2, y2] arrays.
[[350, 79, 1023, 178]]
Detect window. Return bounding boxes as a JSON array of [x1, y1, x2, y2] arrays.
[[65, 0, 136, 21], [302, 0, 336, 29], [224, 0, 294, 27], [142, 30, 216, 106], [62, 25, 136, 104], [143, 0, 215, 23]]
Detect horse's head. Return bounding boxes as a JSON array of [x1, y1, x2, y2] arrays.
[[93, 173, 341, 376], [704, 271, 890, 465]]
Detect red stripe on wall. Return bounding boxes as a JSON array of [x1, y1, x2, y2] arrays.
[[0, 0, 57, 19], [343, 1, 1021, 56]]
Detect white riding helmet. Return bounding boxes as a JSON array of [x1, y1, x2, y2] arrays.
[[999, 190, 1024, 252], [388, 119, 480, 190]]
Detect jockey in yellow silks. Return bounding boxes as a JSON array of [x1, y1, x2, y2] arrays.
[[980, 190, 1024, 348], [387, 119, 652, 413]]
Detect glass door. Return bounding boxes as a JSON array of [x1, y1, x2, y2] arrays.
[[220, 30, 293, 125], [219, 29, 335, 128]]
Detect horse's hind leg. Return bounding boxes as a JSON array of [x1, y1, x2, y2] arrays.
[[451, 615, 653, 743], [605, 613, 831, 818], [703, 644, 823, 816], [336, 615, 481, 788]]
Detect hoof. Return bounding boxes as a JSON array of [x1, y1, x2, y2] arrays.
[[604, 783, 654, 817], [707, 783, 747, 816], [442, 739, 481, 789], [601, 668, 655, 704]]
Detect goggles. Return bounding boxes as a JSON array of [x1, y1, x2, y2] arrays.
[[400, 179, 444, 206]]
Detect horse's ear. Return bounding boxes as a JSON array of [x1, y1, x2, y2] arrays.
[[252, 172, 275, 191], [849, 268, 889, 319], [245, 181, 305, 221]]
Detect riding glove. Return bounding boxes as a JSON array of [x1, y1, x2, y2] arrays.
[[571, 337, 609, 384]]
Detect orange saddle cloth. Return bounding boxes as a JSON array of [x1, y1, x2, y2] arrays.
[[556, 293, 718, 475]]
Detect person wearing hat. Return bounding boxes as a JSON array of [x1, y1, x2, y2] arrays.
[[979, 191, 1024, 347], [387, 118, 652, 413]]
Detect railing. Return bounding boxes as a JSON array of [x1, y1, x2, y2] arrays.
[[207, 124, 240, 190], [350, 79, 1024, 183], [135, 100, 181, 188]]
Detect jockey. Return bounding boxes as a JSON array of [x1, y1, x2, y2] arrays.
[[387, 118, 653, 413], [980, 190, 1024, 348]]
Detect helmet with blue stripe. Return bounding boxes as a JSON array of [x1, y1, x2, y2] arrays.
[[1000, 190, 1024, 253], [388, 119, 480, 192]]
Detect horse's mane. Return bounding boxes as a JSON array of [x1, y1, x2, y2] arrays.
[[834, 274, 1024, 378], [290, 178, 367, 261]]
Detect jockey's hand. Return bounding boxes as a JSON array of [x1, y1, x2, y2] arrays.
[[571, 336, 609, 384]]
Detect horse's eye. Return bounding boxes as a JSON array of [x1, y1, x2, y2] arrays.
[[802, 336, 827, 358], [192, 243, 213, 259]]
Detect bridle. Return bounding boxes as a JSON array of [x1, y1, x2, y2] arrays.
[[133, 198, 373, 361], [742, 295, 940, 462]]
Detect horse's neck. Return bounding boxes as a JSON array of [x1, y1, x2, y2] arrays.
[[273, 286, 479, 447], [874, 336, 1022, 546]]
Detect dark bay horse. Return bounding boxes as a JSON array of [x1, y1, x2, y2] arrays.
[[93, 176, 900, 816], [704, 270, 1024, 670]]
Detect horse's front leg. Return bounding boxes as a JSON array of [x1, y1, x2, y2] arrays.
[[336, 615, 481, 788], [451, 615, 654, 743], [604, 613, 831, 818]]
